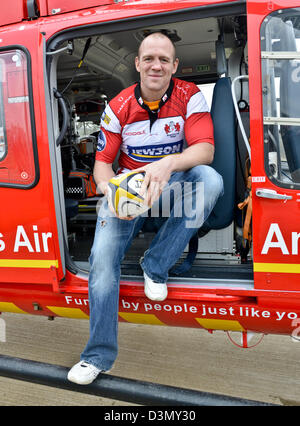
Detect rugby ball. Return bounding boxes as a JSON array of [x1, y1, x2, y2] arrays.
[[107, 171, 150, 218]]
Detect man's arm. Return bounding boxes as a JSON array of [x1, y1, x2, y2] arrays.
[[94, 160, 115, 196], [94, 160, 135, 221], [167, 142, 214, 172]]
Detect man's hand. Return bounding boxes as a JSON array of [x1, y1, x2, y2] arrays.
[[136, 155, 175, 207], [134, 143, 214, 206], [107, 192, 135, 221], [94, 161, 135, 220]]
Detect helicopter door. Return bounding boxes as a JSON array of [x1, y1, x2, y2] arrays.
[[0, 40, 65, 289], [248, 2, 300, 292]]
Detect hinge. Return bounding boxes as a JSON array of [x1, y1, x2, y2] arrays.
[[26, 0, 40, 20], [50, 265, 60, 293]]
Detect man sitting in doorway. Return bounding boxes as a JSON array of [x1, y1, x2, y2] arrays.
[[68, 31, 223, 385]]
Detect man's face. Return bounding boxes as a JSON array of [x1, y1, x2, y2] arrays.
[[135, 35, 179, 101]]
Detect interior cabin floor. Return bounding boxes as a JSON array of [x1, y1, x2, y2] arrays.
[[67, 216, 253, 283]]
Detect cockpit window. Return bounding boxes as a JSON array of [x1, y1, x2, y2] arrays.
[[0, 49, 37, 187], [261, 9, 300, 187]]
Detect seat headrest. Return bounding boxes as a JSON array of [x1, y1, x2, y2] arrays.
[[215, 39, 227, 76]]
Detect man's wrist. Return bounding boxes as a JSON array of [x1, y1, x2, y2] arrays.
[[164, 153, 180, 173], [97, 181, 109, 196]]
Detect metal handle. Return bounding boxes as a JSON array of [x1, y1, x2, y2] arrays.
[[256, 188, 292, 200], [53, 88, 69, 147], [231, 75, 251, 160]]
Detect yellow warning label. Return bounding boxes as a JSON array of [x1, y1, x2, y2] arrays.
[[46, 306, 89, 319], [196, 318, 245, 331], [0, 302, 29, 314], [119, 312, 165, 326]]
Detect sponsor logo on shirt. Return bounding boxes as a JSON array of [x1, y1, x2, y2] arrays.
[[97, 130, 106, 152], [124, 130, 146, 136], [117, 94, 134, 114], [101, 112, 111, 125], [127, 140, 183, 162]]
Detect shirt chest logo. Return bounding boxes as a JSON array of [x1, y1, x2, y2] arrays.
[[164, 121, 181, 138]]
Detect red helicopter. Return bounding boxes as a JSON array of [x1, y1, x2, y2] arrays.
[[0, 0, 300, 349]]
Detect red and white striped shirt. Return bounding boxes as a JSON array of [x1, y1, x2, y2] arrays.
[[96, 78, 214, 172]]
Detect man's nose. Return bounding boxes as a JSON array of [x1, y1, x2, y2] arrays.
[[151, 58, 162, 70]]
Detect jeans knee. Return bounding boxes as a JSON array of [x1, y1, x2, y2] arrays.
[[200, 166, 223, 197], [91, 243, 119, 269], [185, 165, 204, 182], [88, 248, 120, 296], [187, 165, 223, 196]]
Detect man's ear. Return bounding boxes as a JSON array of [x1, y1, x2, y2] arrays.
[[135, 56, 140, 73], [172, 58, 179, 75]]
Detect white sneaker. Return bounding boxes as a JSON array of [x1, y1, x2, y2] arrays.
[[67, 361, 103, 385], [144, 271, 168, 301]]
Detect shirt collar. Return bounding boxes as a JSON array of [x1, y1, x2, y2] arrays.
[[134, 78, 174, 113]]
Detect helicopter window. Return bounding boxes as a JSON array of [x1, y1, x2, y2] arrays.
[[261, 8, 300, 187], [0, 49, 37, 187]]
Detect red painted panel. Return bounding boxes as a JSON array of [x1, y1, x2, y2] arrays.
[[0, 0, 25, 27], [45, 0, 113, 15]]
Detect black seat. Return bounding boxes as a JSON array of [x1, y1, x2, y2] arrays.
[[205, 76, 237, 230], [171, 76, 237, 274]]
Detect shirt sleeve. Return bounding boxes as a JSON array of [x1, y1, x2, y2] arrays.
[[184, 112, 214, 146], [95, 104, 122, 163], [184, 88, 214, 146]]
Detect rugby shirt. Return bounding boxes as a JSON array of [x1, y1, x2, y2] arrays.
[[96, 78, 214, 172]]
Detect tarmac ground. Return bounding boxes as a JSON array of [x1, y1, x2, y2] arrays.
[[0, 311, 299, 406]]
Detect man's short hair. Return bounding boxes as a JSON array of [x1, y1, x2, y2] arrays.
[[137, 31, 177, 61]]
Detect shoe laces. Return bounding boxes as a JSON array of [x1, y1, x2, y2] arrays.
[[80, 361, 101, 376]]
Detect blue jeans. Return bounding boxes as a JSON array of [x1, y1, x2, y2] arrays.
[[80, 165, 223, 370]]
